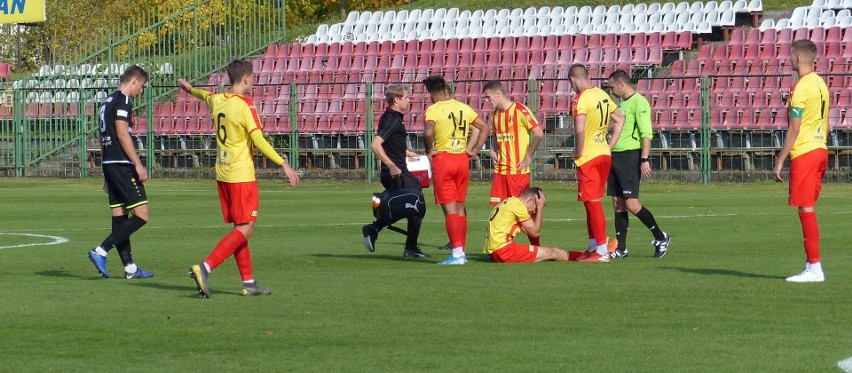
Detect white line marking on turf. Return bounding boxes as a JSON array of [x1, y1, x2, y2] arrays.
[[838, 357, 852, 373], [2, 210, 851, 234], [0, 233, 69, 249]]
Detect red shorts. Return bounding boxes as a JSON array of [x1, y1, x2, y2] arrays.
[[431, 152, 470, 205], [217, 181, 259, 224], [789, 148, 828, 207], [577, 155, 611, 202], [490, 173, 531, 205], [490, 242, 539, 263]]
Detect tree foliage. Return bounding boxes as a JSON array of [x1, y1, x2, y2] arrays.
[[3, 0, 406, 73]]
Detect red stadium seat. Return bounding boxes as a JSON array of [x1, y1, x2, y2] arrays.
[[662, 31, 679, 50], [677, 32, 692, 49]]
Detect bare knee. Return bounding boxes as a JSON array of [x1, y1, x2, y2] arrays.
[[131, 205, 149, 222], [611, 197, 626, 213], [625, 198, 642, 214], [235, 223, 255, 239]]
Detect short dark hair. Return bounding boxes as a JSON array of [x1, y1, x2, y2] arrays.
[[521, 186, 543, 199], [226, 59, 253, 85], [569, 64, 588, 79], [791, 39, 818, 60], [120, 65, 148, 84], [422, 75, 448, 94], [385, 84, 408, 106], [482, 80, 505, 93], [608, 70, 631, 85]]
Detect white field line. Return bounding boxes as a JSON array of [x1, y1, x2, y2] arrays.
[[838, 357, 852, 373], [0, 233, 69, 249], [2, 210, 851, 234]]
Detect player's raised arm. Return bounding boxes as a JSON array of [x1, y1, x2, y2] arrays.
[[177, 78, 210, 101]]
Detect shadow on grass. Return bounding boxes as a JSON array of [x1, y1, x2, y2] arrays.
[[36, 269, 102, 280], [311, 253, 435, 264], [661, 266, 786, 279], [311, 252, 493, 264], [127, 281, 243, 297]]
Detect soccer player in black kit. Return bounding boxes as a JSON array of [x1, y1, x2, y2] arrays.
[[361, 84, 429, 258], [86, 65, 154, 279]]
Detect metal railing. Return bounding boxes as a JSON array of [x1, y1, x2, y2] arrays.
[[3, 72, 851, 181]]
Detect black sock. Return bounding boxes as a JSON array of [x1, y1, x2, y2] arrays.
[[116, 239, 133, 267], [99, 215, 129, 253], [634, 207, 665, 240], [100, 215, 147, 250], [614, 212, 629, 250]]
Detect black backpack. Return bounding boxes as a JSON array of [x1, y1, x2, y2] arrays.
[[372, 188, 426, 225]]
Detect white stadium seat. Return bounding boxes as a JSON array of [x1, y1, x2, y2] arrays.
[[607, 4, 621, 14], [747, 0, 763, 12], [705, 1, 719, 12], [345, 11, 358, 24], [759, 18, 775, 30], [719, 10, 736, 26]]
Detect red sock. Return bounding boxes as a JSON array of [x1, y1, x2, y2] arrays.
[[205, 230, 247, 271], [584, 204, 594, 239], [446, 214, 463, 248], [584, 201, 607, 246], [799, 211, 820, 264], [234, 241, 253, 282], [459, 215, 468, 249]]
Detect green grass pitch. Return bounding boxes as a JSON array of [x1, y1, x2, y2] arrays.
[[1, 178, 850, 372]]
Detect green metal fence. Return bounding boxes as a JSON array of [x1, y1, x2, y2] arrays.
[[3, 75, 852, 180], [0, 0, 285, 176]]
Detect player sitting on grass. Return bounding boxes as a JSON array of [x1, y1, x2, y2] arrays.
[[485, 187, 609, 262]]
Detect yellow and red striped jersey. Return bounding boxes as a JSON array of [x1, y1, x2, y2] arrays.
[[490, 102, 539, 175]]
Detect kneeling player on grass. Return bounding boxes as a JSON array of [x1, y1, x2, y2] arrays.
[[484, 187, 581, 262]]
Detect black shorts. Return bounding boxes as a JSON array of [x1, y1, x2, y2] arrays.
[[380, 170, 422, 192], [607, 150, 641, 199], [103, 163, 148, 209]]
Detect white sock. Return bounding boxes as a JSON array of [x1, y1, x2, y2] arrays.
[[124, 263, 138, 273], [596, 243, 609, 255], [203, 262, 211, 272], [587, 239, 596, 252], [808, 262, 823, 274], [94, 246, 108, 257], [451, 247, 464, 258], [243, 279, 255, 285]]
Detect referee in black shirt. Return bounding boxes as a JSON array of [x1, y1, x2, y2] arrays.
[[362, 84, 429, 258]]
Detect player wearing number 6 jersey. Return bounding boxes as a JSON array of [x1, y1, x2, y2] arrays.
[[422, 75, 489, 265], [773, 40, 830, 283], [569, 64, 625, 263], [178, 59, 300, 298]]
